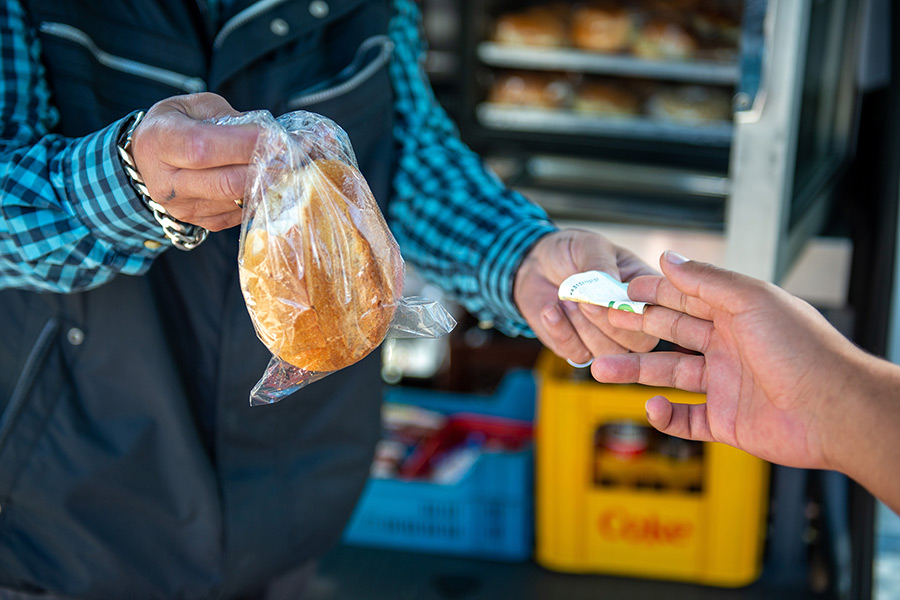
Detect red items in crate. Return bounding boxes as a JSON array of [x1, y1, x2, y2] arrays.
[[398, 415, 533, 482], [344, 369, 537, 561]]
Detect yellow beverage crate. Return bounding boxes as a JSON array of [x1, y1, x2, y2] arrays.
[[535, 352, 770, 587]]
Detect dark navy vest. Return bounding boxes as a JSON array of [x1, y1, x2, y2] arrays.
[[0, 1, 394, 597]]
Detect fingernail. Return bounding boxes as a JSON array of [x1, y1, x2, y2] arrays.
[[561, 300, 580, 313], [542, 303, 562, 325], [665, 250, 689, 265], [645, 400, 658, 423], [567, 358, 594, 368], [580, 302, 602, 315]]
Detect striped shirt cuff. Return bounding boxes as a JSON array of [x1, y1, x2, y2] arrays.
[[479, 216, 557, 337], [67, 113, 168, 263]]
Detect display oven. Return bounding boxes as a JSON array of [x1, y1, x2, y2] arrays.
[[446, 0, 863, 285]]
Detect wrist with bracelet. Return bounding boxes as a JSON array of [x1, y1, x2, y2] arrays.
[[116, 110, 208, 251]]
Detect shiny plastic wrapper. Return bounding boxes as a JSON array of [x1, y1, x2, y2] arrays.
[[216, 110, 456, 406]]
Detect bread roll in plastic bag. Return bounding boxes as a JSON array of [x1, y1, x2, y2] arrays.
[[216, 110, 456, 405]]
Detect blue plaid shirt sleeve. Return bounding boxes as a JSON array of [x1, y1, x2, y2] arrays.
[[388, 0, 557, 337], [0, 0, 167, 293], [2, 0, 557, 331]]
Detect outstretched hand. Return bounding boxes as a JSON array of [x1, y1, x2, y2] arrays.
[[514, 229, 659, 365], [131, 92, 259, 231], [591, 251, 870, 471]]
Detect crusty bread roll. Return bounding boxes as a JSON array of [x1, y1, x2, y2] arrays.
[[240, 159, 403, 373], [487, 71, 572, 109], [646, 85, 732, 123], [571, 3, 635, 53], [632, 18, 699, 61], [573, 81, 641, 117], [493, 6, 570, 48]]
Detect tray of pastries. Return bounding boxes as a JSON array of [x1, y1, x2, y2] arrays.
[[479, 69, 734, 145], [481, 0, 743, 85]]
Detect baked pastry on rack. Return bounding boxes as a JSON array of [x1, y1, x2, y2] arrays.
[[572, 80, 641, 117], [571, 2, 636, 53], [632, 18, 699, 60], [692, 3, 742, 59], [645, 85, 732, 123], [493, 5, 570, 48], [487, 70, 573, 109], [694, 8, 741, 44]]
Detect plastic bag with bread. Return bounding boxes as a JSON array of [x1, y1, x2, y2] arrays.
[[217, 110, 455, 405]]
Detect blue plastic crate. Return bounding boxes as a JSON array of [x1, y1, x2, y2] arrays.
[[342, 370, 536, 561]]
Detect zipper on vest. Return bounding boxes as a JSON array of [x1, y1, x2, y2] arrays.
[[288, 35, 394, 109], [213, 0, 289, 51], [39, 22, 208, 94]]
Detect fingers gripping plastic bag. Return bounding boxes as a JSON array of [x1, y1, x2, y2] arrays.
[[218, 110, 456, 406]]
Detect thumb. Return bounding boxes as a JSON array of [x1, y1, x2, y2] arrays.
[[569, 231, 621, 280], [170, 92, 244, 121], [139, 94, 259, 169]]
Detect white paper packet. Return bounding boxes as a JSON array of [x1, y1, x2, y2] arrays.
[[557, 270, 649, 314]]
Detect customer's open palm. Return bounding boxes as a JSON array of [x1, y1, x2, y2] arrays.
[[591, 252, 866, 470]]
